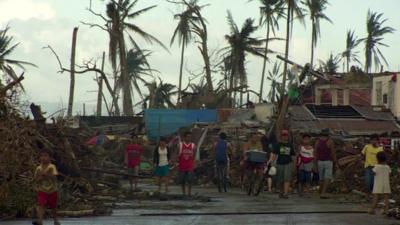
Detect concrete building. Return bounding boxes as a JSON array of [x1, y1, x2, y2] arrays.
[[371, 72, 400, 118]]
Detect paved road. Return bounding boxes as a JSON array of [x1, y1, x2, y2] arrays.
[[2, 187, 399, 225]]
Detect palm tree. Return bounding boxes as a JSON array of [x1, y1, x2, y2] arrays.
[[319, 53, 340, 74], [126, 48, 156, 102], [341, 30, 362, 73], [106, 0, 166, 116], [170, 0, 201, 105], [362, 10, 395, 73], [281, 0, 304, 98], [145, 78, 177, 109], [255, 0, 285, 102], [266, 62, 282, 103], [0, 26, 35, 88], [222, 11, 266, 107], [304, 0, 332, 68]]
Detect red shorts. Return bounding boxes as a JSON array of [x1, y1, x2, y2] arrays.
[[37, 191, 58, 209]]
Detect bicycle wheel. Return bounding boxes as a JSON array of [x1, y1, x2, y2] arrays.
[[254, 173, 266, 196], [247, 171, 255, 196], [217, 166, 223, 193]]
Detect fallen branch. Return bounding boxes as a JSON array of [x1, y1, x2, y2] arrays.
[[0, 73, 24, 95]]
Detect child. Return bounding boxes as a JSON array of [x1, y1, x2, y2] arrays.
[[178, 131, 196, 196], [369, 151, 391, 215], [297, 133, 315, 195], [33, 151, 60, 225], [125, 136, 144, 192], [153, 137, 171, 193]]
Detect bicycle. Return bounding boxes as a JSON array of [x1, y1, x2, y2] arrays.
[[216, 161, 228, 193], [245, 163, 265, 196]]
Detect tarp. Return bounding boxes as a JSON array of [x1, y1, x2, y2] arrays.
[[144, 109, 217, 140]]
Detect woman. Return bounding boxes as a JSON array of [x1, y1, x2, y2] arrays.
[[241, 132, 264, 189], [153, 137, 171, 193]]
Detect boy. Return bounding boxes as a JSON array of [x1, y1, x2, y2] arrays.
[[125, 136, 144, 192], [269, 129, 295, 199], [178, 132, 196, 196], [33, 151, 60, 225], [361, 134, 383, 195]]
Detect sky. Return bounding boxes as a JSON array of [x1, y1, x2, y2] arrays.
[[1, 0, 399, 115]]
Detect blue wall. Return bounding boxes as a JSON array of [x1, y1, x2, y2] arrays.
[[144, 109, 217, 140]]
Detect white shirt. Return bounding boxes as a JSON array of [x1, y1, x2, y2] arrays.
[[373, 164, 391, 194], [158, 147, 169, 167]]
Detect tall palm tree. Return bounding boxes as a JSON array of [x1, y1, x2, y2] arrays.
[[170, 0, 201, 105], [266, 62, 282, 103], [304, 0, 332, 68], [0, 26, 35, 88], [106, 0, 166, 116], [281, 0, 304, 98], [319, 53, 340, 74], [255, 0, 285, 102], [362, 10, 395, 73], [341, 30, 362, 73], [222, 11, 266, 107], [126, 48, 156, 101]]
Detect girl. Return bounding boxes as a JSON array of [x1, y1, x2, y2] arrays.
[[369, 151, 391, 215], [297, 133, 315, 195], [153, 137, 171, 193]]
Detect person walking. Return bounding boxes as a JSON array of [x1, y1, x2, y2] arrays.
[[369, 151, 391, 215], [178, 132, 196, 196], [269, 129, 295, 199], [361, 134, 383, 196], [314, 128, 337, 199], [153, 137, 171, 193], [214, 132, 232, 192]]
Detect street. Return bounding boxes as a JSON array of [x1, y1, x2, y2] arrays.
[[1, 186, 399, 225]]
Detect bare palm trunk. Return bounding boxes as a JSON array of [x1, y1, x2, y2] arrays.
[[177, 44, 185, 107], [96, 51, 105, 116], [259, 21, 271, 102], [119, 32, 134, 116], [229, 70, 234, 107], [310, 18, 315, 69], [346, 56, 350, 73], [67, 27, 78, 118], [276, 4, 292, 137]]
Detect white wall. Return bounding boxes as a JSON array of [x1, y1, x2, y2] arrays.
[[372, 73, 400, 118]]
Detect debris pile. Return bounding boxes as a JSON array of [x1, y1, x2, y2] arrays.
[[0, 100, 120, 219]]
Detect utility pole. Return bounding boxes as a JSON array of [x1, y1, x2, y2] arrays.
[[96, 52, 105, 116], [67, 27, 78, 117]]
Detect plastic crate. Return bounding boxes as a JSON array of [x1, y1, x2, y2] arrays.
[[246, 150, 267, 163]]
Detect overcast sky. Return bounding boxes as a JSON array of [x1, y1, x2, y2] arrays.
[[1, 0, 399, 115]]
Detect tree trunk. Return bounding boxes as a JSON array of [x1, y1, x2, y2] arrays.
[[310, 18, 315, 69], [96, 52, 105, 116], [119, 32, 134, 116], [111, 68, 120, 116], [347, 56, 350, 73], [259, 21, 271, 102], [276, 4, 292, 138], [67, 27, 78, 117], [200, 35, 213, 94], [177, 44, 185, 107]]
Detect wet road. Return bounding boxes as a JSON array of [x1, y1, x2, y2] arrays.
[[2, 187, 399, 225]]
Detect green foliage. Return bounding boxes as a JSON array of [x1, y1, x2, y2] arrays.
[[362, 10, 395, 73], [318, 53, 341, 74]]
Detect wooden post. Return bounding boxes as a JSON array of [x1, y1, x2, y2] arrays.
[[67, 27, 78, 117], [343, 89, 350, 105], [96, 52, 105, 116]]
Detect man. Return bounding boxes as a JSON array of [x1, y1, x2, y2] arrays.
[[361, 134, 383, 195], [178, 131, 196, 196], [269, 129, 295, 199], [214, 132, 232, 190], [125, 136, 144, 192], [33, 151, 60, 225], [314, 128, 337, 199]]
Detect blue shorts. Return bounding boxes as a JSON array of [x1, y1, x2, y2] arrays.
[[299, 170, 312, 184], [154, 165, 170, 177]]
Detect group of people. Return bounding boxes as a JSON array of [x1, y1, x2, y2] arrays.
[[32, 129, 393, 224]]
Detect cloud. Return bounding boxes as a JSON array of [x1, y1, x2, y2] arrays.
[[0, 0, 55, 24]]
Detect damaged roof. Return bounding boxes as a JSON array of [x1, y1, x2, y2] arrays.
[[289, 105, 400, 135]]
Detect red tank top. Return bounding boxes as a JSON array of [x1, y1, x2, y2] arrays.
[[178, 142, 195, 172], [316, 139, 332, 161]]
